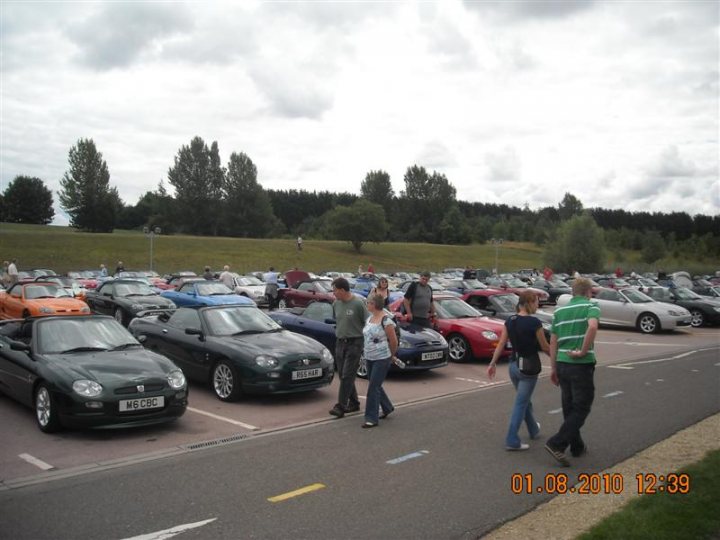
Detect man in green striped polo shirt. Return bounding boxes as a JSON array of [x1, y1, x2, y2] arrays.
[[545, 278, 600, 467]]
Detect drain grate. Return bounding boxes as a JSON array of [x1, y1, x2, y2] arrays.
[[183, 433, 250, 451]]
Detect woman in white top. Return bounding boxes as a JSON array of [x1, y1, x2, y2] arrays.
[[361, 293, 398, 427]]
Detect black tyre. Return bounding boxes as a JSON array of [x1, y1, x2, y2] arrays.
[[637, 313, 660, 334], [212, 360, 242, 401], [35, 384, 62, 433], [277, 298, 288, 309], [448, 333, 472, 362], [690, 310, 705, 328]]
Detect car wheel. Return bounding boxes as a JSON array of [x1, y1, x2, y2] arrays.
[[277, 298, 288, 309], [212, 360, 242, 401], [690, 310, 704, 328], [637, 313, 660, 334], [114, 308, 126, 326], [35, 384, 62, 433], [356, 354, 368, 379], [448, 333, 471, 362]]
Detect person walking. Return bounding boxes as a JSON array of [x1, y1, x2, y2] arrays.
[[329, 277, 368, 418], [361, 293, 398, 428], [7, 259, 19, 285], [488, 291, 550, 450], [297, 236, 303, 251], [369, 277, 390, 307], [545, 278, 600, 467], [402, 271, 436, 328]]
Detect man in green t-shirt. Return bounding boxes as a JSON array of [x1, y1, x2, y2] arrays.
[[545, 278, 600, 467]]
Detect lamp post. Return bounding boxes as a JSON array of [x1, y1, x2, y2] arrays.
[[490, 238, 503, 274], [143, 226, 161, 272]]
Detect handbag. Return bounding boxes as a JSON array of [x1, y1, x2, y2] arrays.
[[508, 316, 542, 376]]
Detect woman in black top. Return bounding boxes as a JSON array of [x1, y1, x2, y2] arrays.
[[488, 291, 550, 450], [369, 277, 390, 307]]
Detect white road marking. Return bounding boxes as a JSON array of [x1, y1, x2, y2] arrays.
[[608, 348, 712, 370], [657, 379, 665, 382], [691, 369, 699, 372], [548, 408, 562, 414], [187, 407, 259, 431], [121, 518, 216, 540], [602, 391, 624, 398], [455, 377, 504, 386], [595, 341, 682, 347], [18, 453, 54, 471], [387, 450, 429, 465]]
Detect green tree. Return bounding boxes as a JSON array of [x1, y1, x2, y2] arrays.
[[400, 165, 457, 243], [167, 136, 225, 235], [641, 231, 666, 265], [2, 176, 55, 224], [222, 152, 278, 238], [360, 170, 394, 216], [59, 139, 118, 232], [543, 213, 605, 272], [438, 205, 472, 245], [325, 199, 387, 251], [558, 192, 584, 221]]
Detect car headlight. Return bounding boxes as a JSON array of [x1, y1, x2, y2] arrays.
[[39, 306, 55, 313], [81, 306, 90, 313], [73, 380, 103, 397], [131, 304, 144, 311], [322, 348, 333, 362], [166, 302, 176, 309], [255, 355, 279, 368], [399, 338, 412, 349], [437, 334, 447, 347], [668, 310, 684, 316], [482, 330, 499, 340], [167, 369, 186, 390]]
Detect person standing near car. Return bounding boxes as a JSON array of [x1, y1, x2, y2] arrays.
[[219, 265, 233, 288], [263, 266, 280, 309], [361, 293, 398, 428], [369, 277, 390, 307], [99, 263, 108, 277], [545, 278, 600, 467], [403, 271, 436, 328], [7, 259, 19, 285], [115, 261, 125, 275], [329, 277, 368, 418], [488, 291, 550, 450]]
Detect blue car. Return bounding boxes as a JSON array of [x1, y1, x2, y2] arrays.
[[268, 302, 449, 378], [161, 280, 254, 308]]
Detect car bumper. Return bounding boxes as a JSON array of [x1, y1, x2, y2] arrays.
[[241, 369, 334, 395], [394, 347, 449, 371]]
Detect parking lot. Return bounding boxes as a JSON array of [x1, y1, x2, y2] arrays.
[[1, 324, 717, 486]]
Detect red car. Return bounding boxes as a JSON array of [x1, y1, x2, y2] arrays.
[[389, 295, 511, 363], [277, 271, 335, 309], [484, 277, 550, 304], [596, 277, 631, 290]]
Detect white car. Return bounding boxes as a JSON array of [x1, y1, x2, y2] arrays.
[[230, 274, 269, 307], [556, 288, 692, 334]]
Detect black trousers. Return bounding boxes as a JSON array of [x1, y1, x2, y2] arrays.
[[547, 363, 595, 452]]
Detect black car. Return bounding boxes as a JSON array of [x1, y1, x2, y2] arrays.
[[86, 280, 176, 325], [462, 290, 553, 339], [644, 287, 720, 327], [530, 278, 572, 304], [0, 316, 187, 432], [128, 305, 335, 401]]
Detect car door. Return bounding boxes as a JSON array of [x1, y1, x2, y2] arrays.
[[0, 322, 38, 406], [293, 282, 319, 307], [3, 285, 26, 319], [90, 283, 115, 315], [595, 290, 632, 326], [158, 309, 208, 381], [173, 283, 201, 307]]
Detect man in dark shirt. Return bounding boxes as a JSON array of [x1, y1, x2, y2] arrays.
[[403, 271, 436, 328]]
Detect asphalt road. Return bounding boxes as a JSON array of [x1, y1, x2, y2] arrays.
[[0, 346, 717, 540]]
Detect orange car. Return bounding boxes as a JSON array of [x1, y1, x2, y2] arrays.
[[0, 282, 91, 319]]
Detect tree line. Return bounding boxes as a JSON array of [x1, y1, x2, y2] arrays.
[[1, 136, 718, 264]]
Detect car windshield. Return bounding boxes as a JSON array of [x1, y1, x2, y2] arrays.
[[115, 283, 156, 296], [25, 284, 70, 299], [463, 279, 486, 289], [238, 276, 263, 286], [435, 298, 480, 319], [549, 280, 568, 287], [647, 288, 672, 302], [492, 294, 519, 312], [197, 283, 233, 296], [506, 278, 527, 288], [203, 306, 281, 336], [37, 318, 137, 354], [675, 287, 702, 300], [623, 289, 653, 303], [315, 281, 333, 293]]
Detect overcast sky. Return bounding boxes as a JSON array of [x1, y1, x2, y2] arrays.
[[1, 0, 718, 226]]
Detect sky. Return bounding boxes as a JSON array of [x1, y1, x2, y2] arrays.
[[1, 0, 718, 226]]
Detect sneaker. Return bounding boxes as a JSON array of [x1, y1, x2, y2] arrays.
[[345, 403, 361, 413], [505, 444, 530, 451], [361, 422, 378, 429], [571, 444, 588, 458], [380, 408, 394, 419], [329, 405, 345, 418], [530, 422, 541, 440], [545, 444, 570, 467]]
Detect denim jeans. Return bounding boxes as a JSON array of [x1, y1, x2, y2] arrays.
[[506, 360, 540, 448], [364, 357, 394, 424], [335, 338, 363, 410], [547, 362, 595, 453]]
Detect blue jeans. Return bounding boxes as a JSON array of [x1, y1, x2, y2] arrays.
[[506, 360, 540, 448], [364, 357, 394, 424], [547, 363, 595, 453]]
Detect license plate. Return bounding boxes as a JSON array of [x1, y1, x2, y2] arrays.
[[119, 396, 164, 412], [422, 351, 444, 361], [292, 368, 322, 380]]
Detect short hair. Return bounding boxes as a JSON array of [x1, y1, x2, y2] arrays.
[[204, 266, 210, 271], [332, 277, 350, 291], [517, 290, 538, 313], [223, 265, 230, 271], [420, 271, 431, 278], [368, 293, 385, 310], [572, 278, 593, 297], [269, 266, 274, 271]]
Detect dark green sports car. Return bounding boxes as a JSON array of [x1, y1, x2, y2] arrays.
[[85, 279, 176, 326], [0, 316, 187, 432]]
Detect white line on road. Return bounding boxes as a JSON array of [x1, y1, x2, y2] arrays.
[[595, 341, 683, 347], [18, 453, 54, 471], [386, 450, 429, 465], [121, 518, 217, 540], [607, 349, 711, 370], [187, 407, 259, 431], [602, 391, 624, 398], [548, 408, 562, 414], [454, 377, 504, 386]]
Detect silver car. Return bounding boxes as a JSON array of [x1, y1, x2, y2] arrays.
[[557, 288, 692, 334]]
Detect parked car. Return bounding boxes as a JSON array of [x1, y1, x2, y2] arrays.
[[0, 282, 91, 320], [443, 278, 487, 295], [129, 305, 334, 400], [155, 273, 200, 291], [484, 277, 550, 304], [160, 280, 254, 308], [460, 289, 553, 340], [67, 271, 99, 290], [85, 279, 177, 325], [0, 316, 187, 432], [643, 287, 720, 327], [276, 270, 336, 309], [267, 301, 449, 377], [557, 288, 691, 334], [33, 275, 87, 302], [596, 277, 632, 290], [390, 295, 510, 363], [228, 273, 270, 307], [692, 283, 720, 300], [529, 278, 571, 304]]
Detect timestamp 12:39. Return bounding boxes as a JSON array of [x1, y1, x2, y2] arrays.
[[511, 473, 691, 495]]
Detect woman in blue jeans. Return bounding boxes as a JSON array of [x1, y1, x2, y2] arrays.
[[488, 291, 550, 450], [361, 294, 399, 428]]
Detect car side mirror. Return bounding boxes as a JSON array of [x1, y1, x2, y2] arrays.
[[9, 340, 30, 352], [185, 327, 204, 341], [136, 335, 147, 344]]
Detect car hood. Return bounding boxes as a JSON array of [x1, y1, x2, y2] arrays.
[[27, 298, 88, 309], [121, 295, 174, 307], [398, 324, 446, 345], [438, 316, 504, 333], [215, 330, 326, 356], [43, 349, 175, 384], [201, 294, 255, 305]]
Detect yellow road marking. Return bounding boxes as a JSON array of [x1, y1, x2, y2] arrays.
[[268, 483, 326, 502]]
